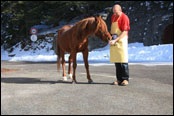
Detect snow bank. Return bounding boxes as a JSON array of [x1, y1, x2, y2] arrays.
[[1, 42, 173, 63]]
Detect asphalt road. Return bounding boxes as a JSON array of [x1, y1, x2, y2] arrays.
[[1, 61, 173, 115]]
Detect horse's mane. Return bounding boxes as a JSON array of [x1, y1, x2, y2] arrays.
[[75, 17, 95, 30], [72, 17, 101, 40]]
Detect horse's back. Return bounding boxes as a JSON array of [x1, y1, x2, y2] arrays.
[[57, 25, 74, 53], [60, 25, 73, 34]]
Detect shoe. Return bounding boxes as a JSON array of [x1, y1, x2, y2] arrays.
[[120, 80, 129, 86], [111, 81, 121, 85]]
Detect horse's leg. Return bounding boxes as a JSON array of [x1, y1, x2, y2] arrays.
[[82, 49, 93, 84], [62, 52, 67, 81], [72, 52, 77, 84], [57, 56, 61, 72], [68, 55, 73, 79]]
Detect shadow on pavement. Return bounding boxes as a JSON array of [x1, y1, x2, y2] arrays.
[[1, 77, 112, 85]]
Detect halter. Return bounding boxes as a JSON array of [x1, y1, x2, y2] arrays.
[[98, 28, 111, 41], [96, 18, 111, 41]]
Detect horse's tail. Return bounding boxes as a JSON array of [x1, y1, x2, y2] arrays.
[[57, 30, 61, 72]]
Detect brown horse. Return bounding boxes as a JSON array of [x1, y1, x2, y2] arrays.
[[56, 16, 112, 84]]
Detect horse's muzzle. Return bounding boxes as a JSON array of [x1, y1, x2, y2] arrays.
[[107, 37, 112, 41]]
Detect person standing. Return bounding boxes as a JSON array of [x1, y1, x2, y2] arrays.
[[109, 4, 130, 86]]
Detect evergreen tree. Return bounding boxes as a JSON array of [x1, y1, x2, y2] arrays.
[[1, 1, 115, 50]]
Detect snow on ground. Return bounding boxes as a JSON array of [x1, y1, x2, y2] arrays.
[[1, 42, 173, 65]]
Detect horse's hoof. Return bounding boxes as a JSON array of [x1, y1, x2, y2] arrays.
[[68, 74, 72, 79], [72, 80, 77, 84], [63, 76, 67, 81], [88, 80, 94, 84]]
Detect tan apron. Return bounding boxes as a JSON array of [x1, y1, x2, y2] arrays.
[[110, 15, 128, 63]]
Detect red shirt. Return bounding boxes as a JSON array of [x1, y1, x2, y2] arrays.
[[111, 12, 130, 32]]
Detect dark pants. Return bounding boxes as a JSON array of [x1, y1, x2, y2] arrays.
[[115, 63, 129, 82]]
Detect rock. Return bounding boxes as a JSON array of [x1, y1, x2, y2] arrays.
[[88, 35, 108, 51], [162, 24, 173, 44]]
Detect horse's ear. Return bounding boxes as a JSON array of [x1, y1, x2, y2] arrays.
[[99, 15, 101, 19], [95, 16, 100, 24]]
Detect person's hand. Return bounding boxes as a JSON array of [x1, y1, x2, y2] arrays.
[[109, 40, 116, 45]]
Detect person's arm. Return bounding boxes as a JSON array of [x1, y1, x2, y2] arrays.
[[116, 31, 127, 41]]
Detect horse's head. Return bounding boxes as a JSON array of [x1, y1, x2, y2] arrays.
[[94, 16, 112, 42]]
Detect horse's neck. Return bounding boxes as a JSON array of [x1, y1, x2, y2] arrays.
[[85, 21, 99, 37], [75, 18, 99, 41]]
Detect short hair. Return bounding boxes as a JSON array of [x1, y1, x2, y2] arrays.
[[113, 4, 122, 11]]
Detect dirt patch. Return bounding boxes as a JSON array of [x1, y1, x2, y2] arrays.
[[1, 68, 19, 73]]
